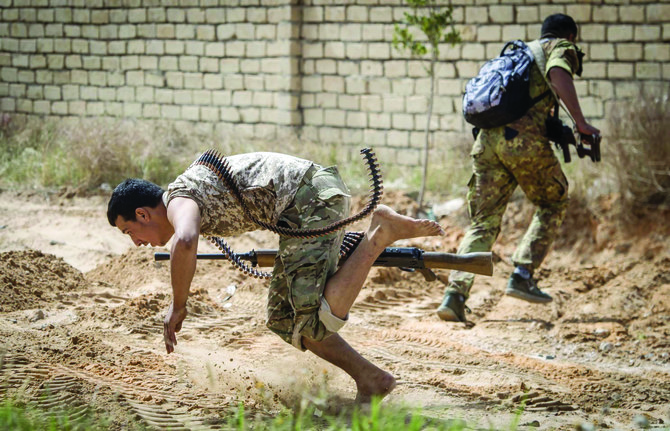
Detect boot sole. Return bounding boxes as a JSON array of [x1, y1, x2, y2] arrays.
[[436, 306, 465, 322], [505, 288, 553, 304]]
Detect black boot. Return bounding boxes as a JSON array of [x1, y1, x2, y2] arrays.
[[437, 292, 467, 322], [505, 273, 552, 303]]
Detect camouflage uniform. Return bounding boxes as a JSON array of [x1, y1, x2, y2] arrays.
[[445, 39, 583, 299], [267, 166, 350, 350], [165, 152, 351, 350]]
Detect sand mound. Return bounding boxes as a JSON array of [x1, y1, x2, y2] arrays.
[[0, 249, 85, 312], [86, 247, 169, 290]]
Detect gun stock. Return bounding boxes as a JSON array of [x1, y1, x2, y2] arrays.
[[421, 251, 493, 276], [154, 248, 493, 277]]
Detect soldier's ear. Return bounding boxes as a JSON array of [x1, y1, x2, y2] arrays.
[[135, 207, 150, 221]]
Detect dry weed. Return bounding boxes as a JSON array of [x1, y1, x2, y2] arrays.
[[607, 88, 670, 217], [1, 115, 471, 198]]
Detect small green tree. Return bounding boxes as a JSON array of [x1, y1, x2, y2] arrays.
[[393, 0, 461, 212]]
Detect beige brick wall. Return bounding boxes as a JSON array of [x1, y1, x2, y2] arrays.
[[1, 0, 669, 166]]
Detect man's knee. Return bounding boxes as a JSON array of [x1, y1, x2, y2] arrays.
[[267, 297, 348, 351], [317, 297, 348, 334], [292, 297, 348, 349]]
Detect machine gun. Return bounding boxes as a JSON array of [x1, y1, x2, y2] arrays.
[[546, 107, 601, 163], [171, 149, 492, 282], [154, 247, 493, 282]]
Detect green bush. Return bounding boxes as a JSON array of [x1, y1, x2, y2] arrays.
[[0, 116, 195, 190]]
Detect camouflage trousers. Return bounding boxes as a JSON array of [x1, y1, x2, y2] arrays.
[[266, 165, 351, 350], [445, 126, 569, 298]]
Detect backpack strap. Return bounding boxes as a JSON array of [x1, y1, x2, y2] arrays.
[[501, 39, 526, 55], [525, 40, 552, 110], [528, 39, 575, 124]]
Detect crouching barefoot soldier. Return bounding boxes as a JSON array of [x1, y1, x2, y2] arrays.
[[107, 149, 444, 403]]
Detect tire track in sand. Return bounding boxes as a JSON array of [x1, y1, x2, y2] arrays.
[[0, 353, 231, 430]]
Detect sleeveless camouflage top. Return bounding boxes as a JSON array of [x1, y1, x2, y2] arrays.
[[511, 38, 583, 135], [164, 152, 314, 237]]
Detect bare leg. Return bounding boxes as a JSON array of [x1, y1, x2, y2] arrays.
[[302, 334, 396, 404], [324, 204, 444, 318], [304, 205, 441, 403]]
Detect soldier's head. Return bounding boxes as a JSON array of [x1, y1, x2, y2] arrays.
[[541, 14, 578, 42], [108, 178, 172, 247]]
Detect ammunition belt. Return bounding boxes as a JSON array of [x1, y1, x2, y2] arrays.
[[192, 148, 383, 278]]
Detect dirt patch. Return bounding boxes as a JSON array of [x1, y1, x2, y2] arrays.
[[1, 190, 669, 430], [0, 249, 85, 312], [86, 247, 170, 290]]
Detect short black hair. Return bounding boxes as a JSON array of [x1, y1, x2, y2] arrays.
[[541, 14, 578, 39], [107, 178, 164, 226]]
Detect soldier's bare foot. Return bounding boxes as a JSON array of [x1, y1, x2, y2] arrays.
[[367, 205, 444, 249], [354, 370, 397, 404]]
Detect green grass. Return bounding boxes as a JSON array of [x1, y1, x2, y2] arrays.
[[0, 398, 109, 431], [0, 116, 198, 191], [2, 98, 668, 221], [226, 399, 471, 431], [0, 115, 473, 198], [0, 396, 493, 431]]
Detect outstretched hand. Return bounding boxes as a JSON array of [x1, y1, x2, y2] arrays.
[[164, 303, 187, 354]]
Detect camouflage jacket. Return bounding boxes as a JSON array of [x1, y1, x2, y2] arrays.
[[164, 152, 314, 237]]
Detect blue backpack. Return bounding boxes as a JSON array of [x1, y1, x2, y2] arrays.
[[462, 40, 550, 129]]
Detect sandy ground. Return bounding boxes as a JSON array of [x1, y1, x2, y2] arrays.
[[0, 188, 669, 430]]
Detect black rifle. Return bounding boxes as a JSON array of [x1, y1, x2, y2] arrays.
[[154, 248, 493, 281], [546, 104, 601, 163]]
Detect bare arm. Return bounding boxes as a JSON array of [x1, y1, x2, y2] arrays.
[[164, 197, 201, 353], [548, 67, 600, 136]]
